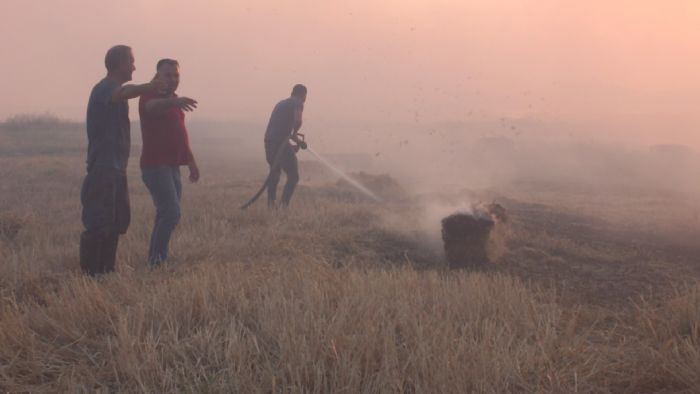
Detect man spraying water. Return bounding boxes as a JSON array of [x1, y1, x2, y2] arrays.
[[262, 84, 307, 208], [241, 83, 380, 209]]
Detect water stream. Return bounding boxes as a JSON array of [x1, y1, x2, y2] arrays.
[[306, 146, 383, 202]]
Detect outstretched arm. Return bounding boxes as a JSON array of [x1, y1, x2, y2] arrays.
[[145, 96, 198, 113], [111, 79, 164, 103]]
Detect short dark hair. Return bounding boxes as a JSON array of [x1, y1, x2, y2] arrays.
[[156, 58, 179, 71], [291, 84, 307, 97], [105, 45, 132, 72]]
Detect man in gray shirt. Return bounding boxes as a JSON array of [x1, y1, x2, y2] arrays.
[[80, 45, 164, 276], [264, 84, 307, 208]]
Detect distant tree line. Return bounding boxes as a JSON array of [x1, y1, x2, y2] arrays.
[[0, 113, 80, 132]]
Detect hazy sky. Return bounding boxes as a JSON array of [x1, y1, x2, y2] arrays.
[[2, 0, 699, 146]]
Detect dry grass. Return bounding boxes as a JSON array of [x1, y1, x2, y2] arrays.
[[0, 126, 699, 392]]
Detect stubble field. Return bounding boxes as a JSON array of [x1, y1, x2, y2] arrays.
[[1, 121, 699, 393]]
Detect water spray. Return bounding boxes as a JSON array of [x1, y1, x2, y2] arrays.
[[305, 146, 383, 202]]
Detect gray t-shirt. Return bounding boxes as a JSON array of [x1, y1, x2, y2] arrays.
[[264, 97, 303, 142], [85, 78, 130, 172]]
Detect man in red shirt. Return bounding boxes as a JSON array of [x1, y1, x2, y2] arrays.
[[139, 58, 199, 266]]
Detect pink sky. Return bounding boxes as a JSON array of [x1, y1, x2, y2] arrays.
[[2, 0, 699, 147]]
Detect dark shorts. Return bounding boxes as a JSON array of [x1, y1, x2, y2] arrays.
[[80, 167, 130, 235]]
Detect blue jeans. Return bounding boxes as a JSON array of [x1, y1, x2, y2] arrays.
[[142, 166, 182, 265]]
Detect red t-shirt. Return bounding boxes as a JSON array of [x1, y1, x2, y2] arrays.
[[139, 93, 192, 169]]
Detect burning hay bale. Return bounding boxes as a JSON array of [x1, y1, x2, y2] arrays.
[[441, 203, 508, 269]]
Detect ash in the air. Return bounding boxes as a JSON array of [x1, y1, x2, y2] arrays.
[[441, 203, 508, 269]]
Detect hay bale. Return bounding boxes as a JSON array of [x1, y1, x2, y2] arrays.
[[441, 203, 508, 269]]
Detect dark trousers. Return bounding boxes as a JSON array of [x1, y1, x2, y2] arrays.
[[142, 166, 182, 265], [79, 167, 130, 276], [265, 139, 299, 207]]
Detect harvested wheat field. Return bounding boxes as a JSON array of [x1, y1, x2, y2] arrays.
[[0, 121, 699, 393]]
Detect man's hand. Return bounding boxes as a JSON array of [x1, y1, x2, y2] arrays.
[[290, 133, 307, 150], [188, 162, 200, 183], [175, 97, 198, 112]]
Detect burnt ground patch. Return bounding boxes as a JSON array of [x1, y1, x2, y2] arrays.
[[497, 198, 700, 307], [327, 226, 441, 269]]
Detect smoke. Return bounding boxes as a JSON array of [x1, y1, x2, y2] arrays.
[[314, 119, 700, 198], [4, 1, 700, 152]]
